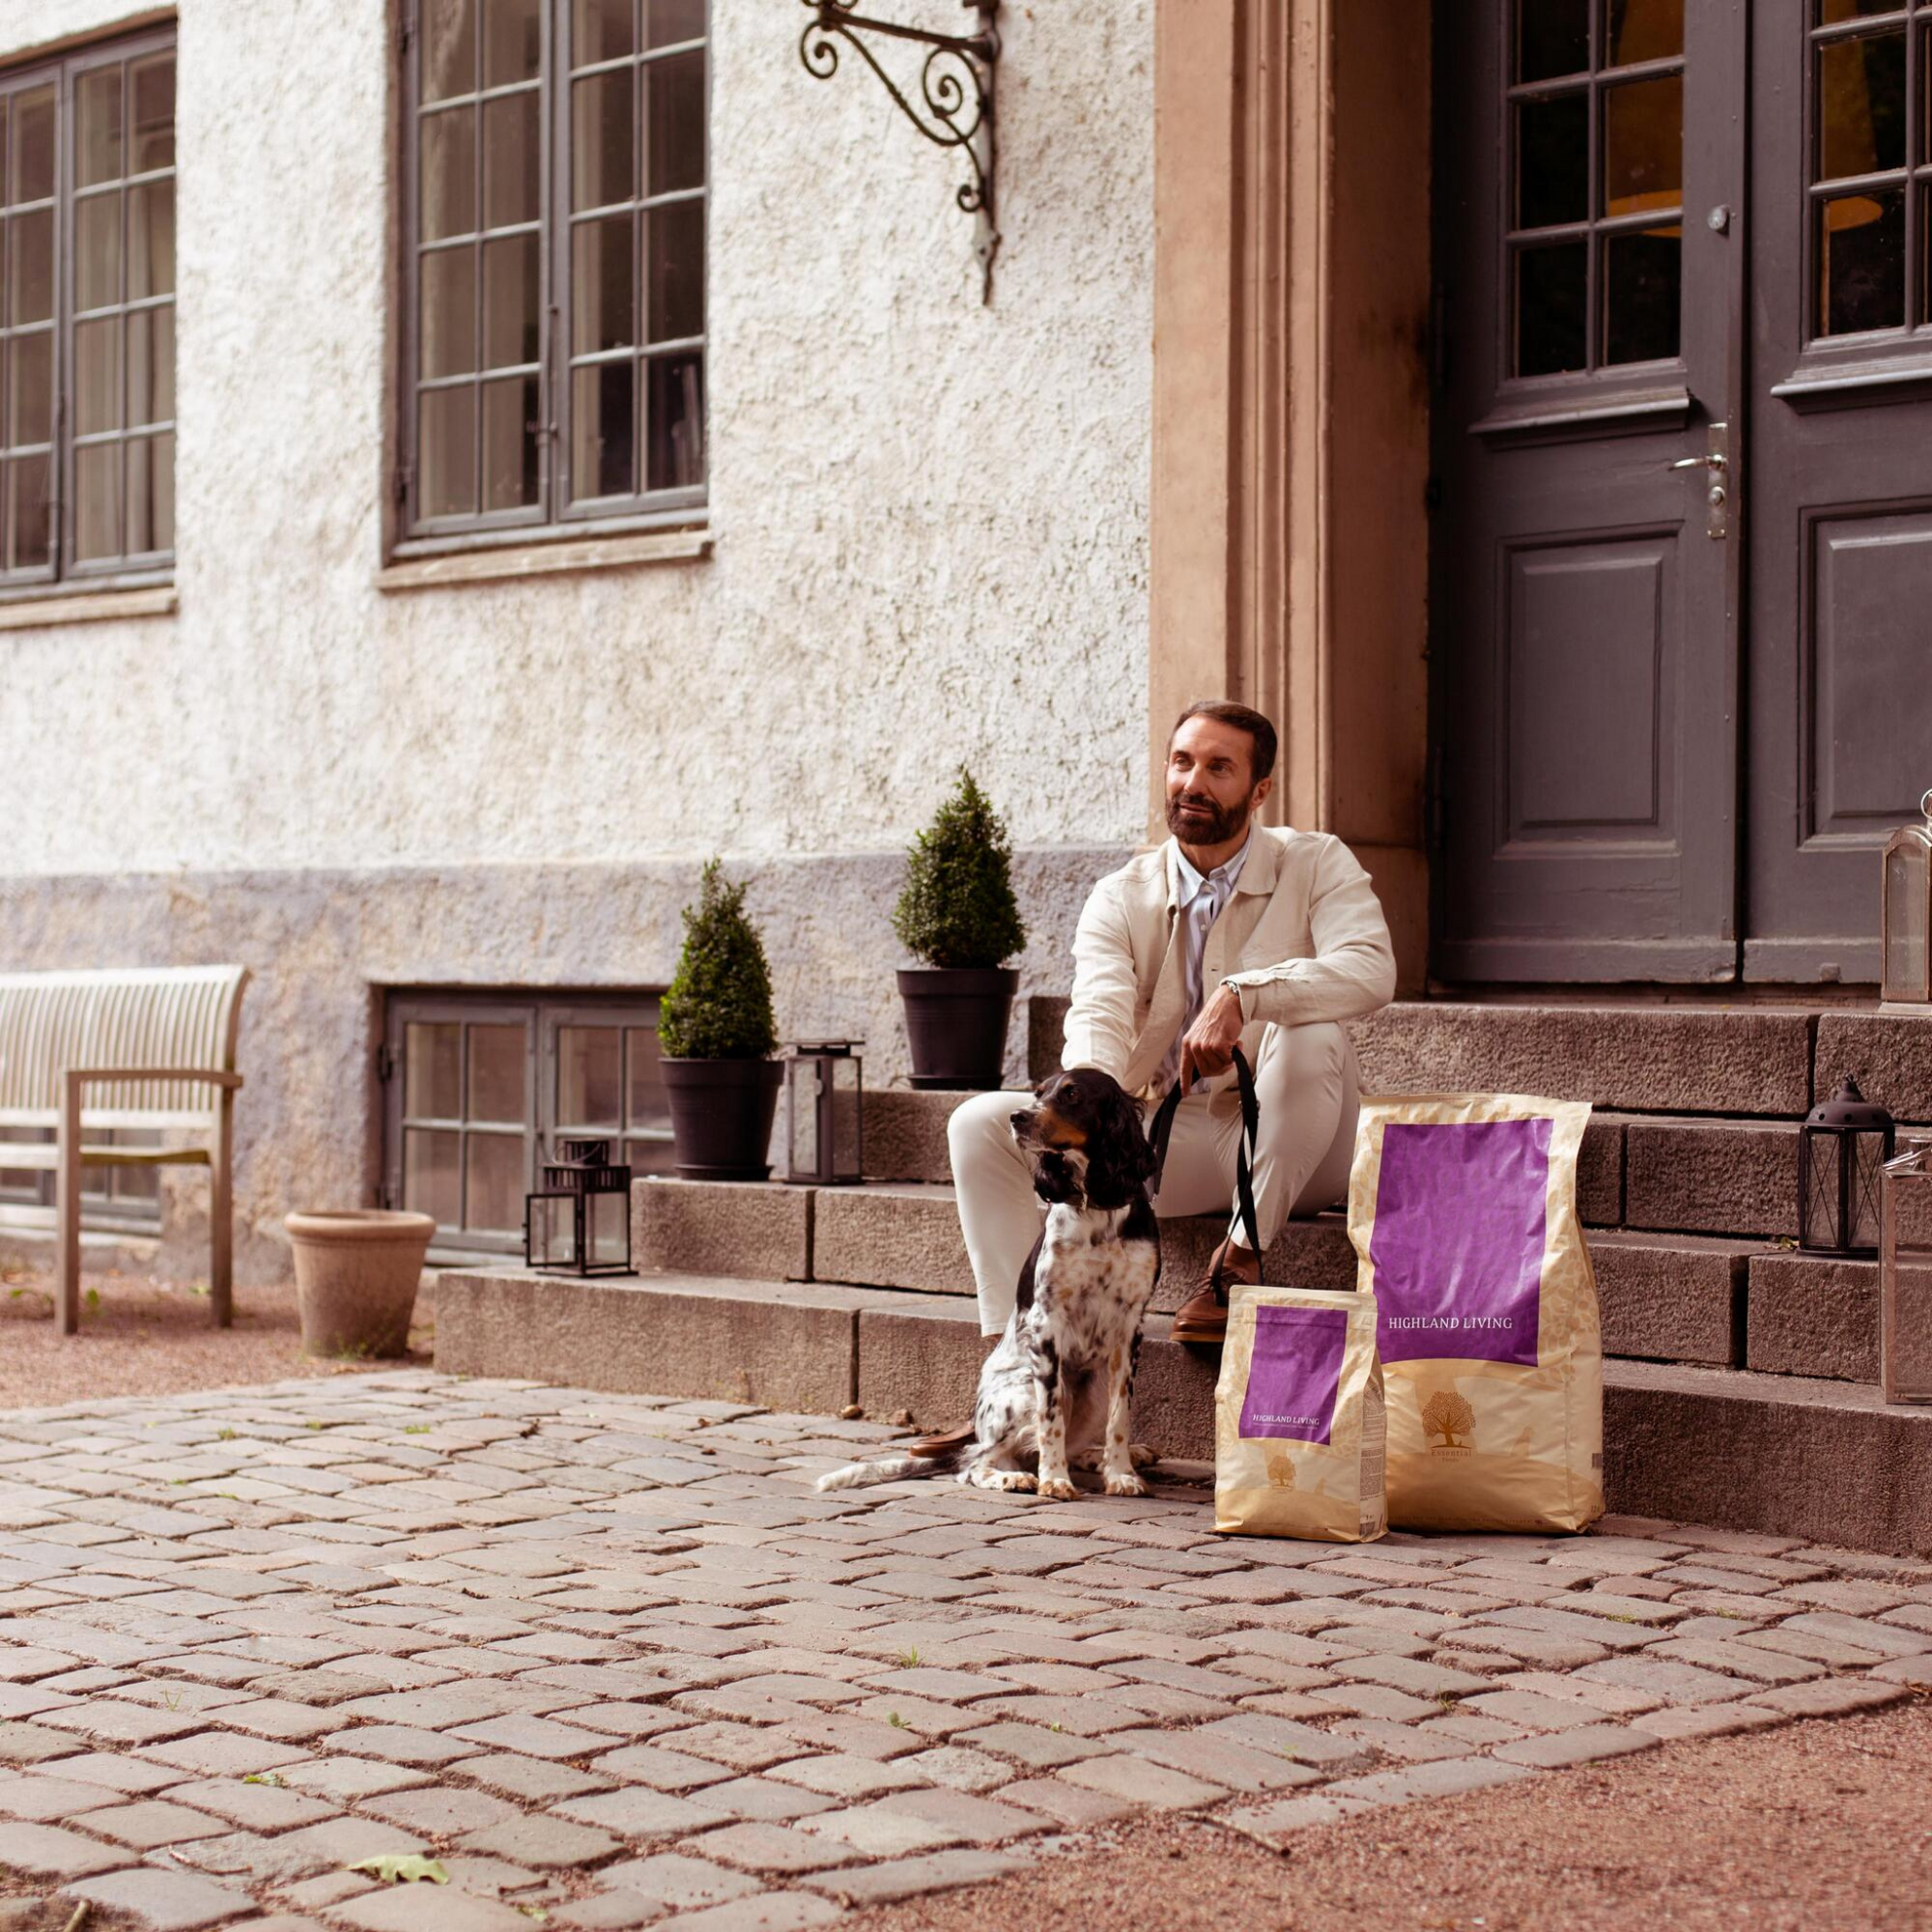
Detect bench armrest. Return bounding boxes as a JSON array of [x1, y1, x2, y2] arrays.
[[63, 1067, 243, 1091]]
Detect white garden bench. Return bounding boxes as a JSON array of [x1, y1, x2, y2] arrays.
[[0, 966, 249, 1334]]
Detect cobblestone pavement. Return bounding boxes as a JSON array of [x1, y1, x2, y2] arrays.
[[0, 1373, 1925, 1932]]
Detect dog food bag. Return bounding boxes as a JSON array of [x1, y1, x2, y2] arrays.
[[1214, 1286, 1386, 1543], [1349, 1094, 1603, 1535]]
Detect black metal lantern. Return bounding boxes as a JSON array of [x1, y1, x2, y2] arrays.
[[1799, 1077, 1895, 1258], [526, 1137, 633, 1276], [1882, 788, 1932, 1009], [784, 1041, 864, 1185]]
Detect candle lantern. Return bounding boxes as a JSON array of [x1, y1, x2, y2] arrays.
[[1881, 1137, 1932, 1404], [1883, 788, 1932, 1008], [784, 1041, 864, 1185], [525, 1136, 633, 1276], [1799, 1077, 1895, 1258]]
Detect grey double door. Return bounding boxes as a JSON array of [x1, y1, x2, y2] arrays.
[[1434, 0, 1932, 984]]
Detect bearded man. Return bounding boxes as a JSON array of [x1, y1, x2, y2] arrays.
[[941, 699, 1397, 1367]]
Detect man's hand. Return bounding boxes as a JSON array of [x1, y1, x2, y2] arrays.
[[1179, 982, 1245, 1093]]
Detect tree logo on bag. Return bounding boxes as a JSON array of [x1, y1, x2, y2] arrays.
[[1263, 1447, 1298, 1489], [1420, 1389, 1476, 1451]]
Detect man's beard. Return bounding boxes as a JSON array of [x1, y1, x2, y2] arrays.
[[1166, 790, 1250, 846]]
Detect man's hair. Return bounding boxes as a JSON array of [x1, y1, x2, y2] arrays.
[[1169, 700, 1278, 786]]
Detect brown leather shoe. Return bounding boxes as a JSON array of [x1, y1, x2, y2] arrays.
[[907, 1421, 976, 1458], [1169, 1237, 1263, 1346]]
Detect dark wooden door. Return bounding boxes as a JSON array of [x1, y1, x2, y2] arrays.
[[1745, 0, 1932, 983], [1433, 0, 1747, 982]]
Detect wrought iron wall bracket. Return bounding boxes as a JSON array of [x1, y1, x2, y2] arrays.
[[800, 0, 1001, 302]]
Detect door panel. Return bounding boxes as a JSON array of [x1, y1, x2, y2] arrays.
[[1746, 0, 1932, 982], [1433, 0, 1747, 982]]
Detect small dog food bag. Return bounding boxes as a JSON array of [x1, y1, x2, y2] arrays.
[[1348, 1094, 1603, 1535], [1214, 1286, 1386, 1543]]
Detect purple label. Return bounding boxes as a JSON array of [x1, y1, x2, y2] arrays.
[[1369, 1118, 1550, 1367], [1238, 1304, 1350, 1444]]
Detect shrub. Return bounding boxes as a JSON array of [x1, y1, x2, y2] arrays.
[[658, 860, 778, 1060], [893, 767, 1028, 970]]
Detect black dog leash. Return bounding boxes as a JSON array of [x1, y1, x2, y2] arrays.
[[1146, 1044, 1264, 1274]]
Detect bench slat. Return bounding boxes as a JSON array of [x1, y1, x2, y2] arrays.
[[0, 1145, 211, 1170]]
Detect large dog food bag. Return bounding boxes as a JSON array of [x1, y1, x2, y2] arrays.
[[1349, 1094, 1603, 1534], [1214, 1286, 1386, 1543]]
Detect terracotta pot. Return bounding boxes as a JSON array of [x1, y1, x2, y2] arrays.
[[897, 966, 1019, 1090], [661, 1059, 784, 1179], [284, 1209, 435, 1358]]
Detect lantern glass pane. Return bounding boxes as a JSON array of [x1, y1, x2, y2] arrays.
[[832, 1056, 862, 1180], [590, 1188, 629, 1265], [788, 1059, 821, 1179], [1852, 1132, 1889, 1253], [1802, 1130, 1842, 1251], [528, 1192, 578, 1267], [1884, 838, 1928, 1003], [1883, 1147, 1932, 1403]]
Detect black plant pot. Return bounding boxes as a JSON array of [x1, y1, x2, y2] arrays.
[[897, 967, 1020, 1091], [661, 1058, 784, 1180]]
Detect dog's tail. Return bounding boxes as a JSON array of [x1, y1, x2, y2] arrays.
[[814, 1443, 967, 1492]]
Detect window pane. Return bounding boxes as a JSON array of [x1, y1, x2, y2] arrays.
[[1516, 92, 1588, 228], [646, 200, 703, 342], [468, 1023, 526, 1122], [422, 246, 479, 378], [76, 66, 124, 188], [645, 351, 703, 491], [128, 306, 175, 426], [405, 1126, 462, 1226], [130, 54, 174, 173], [1817, 186, 1905, 333], [1515, 239, 1587, 374], [127, 434, 172, 554], [422, 0, 478, 101], [573, 358, 635, 498], [483, 232, 539, 367], [1516, 0, 1588, 83], [625, 1027, 669, 1128], [75, 317, 121, 434], [647, 0, 706, 48], [420, 106, 477, 242], [627, 1135, 677, 1177], [577, 0, 637, 63], [574, 69, 635, 209], [1604, 0, 1683, 66], [407, 1022, 463, 1118], [8, 452, 47, 569], [647, 49, 704, 195], [559, 1026, 623, 1127], [483, 90, 541, 228], [419, 384, 478, 516], [1818, 30, 1907, 181], [7, 331, 50, 444], [76, 191, 122, 311], [1818, 0, 1905, 21], [1603, 73, 1682, 216], [74, 442, 120, 560], [484, 0, 543, 87], [128, 179, 175, 298], [466, 1133, 525, 1232], [572, 213, 635, 351], [482, 373, 539, 511], [10, 210, 51, 324], [1603, 223, 1681, 363], [12, 88, 52, 204]]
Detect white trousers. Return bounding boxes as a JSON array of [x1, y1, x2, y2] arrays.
[[947, 1020, 1361, 1334]]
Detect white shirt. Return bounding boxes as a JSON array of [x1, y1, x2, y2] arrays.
[[1156, 834, 1251, 1094]]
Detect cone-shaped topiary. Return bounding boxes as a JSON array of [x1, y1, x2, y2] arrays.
[[658, 860, 779, 1060], [893, 767, 1029, 970]]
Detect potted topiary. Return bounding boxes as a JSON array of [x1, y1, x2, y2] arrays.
[[893, 767, 1029, 1090], [658, 859, 784, 1179]]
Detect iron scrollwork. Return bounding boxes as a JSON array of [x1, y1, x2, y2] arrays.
[[799, 0, 1001, 302]]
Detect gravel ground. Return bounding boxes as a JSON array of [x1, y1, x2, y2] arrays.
[[0, 1262, 436, 1406], [845, 1697, 1932, 1932]]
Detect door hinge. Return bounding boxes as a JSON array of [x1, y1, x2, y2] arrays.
[[391, 463, 413, 508], [379, 1182, 396, 1211], [1425, 742, 1448, 851], [398, 6, 414, 58], [376, 1043, 396, 1083]]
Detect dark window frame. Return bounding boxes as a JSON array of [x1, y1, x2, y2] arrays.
[[0, 22, 177, 599], [0, 1126, 165, 1236], [394, 0, 708, 553]]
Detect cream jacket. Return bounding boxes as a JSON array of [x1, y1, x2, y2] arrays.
[[1061, 825, 1398, 1098]]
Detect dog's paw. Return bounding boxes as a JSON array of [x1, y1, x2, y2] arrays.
[[1129, 1442, 1159, 1469], [1103, 1469, 1150, 1498], [1037, 1476, 1080, 1501]]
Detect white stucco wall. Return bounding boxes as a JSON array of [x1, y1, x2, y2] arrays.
[[0, 0, 1153, 877]]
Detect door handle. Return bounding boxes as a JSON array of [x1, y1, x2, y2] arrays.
[[1669, 422, 1730, 540], [1667, 451, 1727, 471]]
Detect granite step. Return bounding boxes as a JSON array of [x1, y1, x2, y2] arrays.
[[432, 1267, 1932, 1555]]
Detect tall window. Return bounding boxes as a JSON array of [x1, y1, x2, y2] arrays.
[[0, 28, 176, 589], [399, 0, 707, 543]]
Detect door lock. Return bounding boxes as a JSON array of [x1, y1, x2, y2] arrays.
[[1668, 421, 1731, 540]]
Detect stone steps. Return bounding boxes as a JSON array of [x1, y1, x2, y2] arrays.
[[431, 1266, 1932, 1555]]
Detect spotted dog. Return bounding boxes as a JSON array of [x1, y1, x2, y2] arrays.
[[817, 1067, 1161, 1500]]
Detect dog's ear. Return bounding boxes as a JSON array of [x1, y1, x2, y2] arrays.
[[1085, 1089, 1157, 1208], [1031, 1150, 1083, 1206]]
